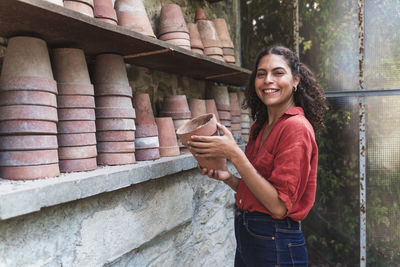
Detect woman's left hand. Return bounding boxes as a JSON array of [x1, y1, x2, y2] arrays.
[[187, 123, 238, 160]]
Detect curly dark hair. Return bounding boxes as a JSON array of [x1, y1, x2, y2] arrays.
[[243, 46, 328, 139]]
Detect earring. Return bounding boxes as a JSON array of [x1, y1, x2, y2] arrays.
[[294, 86, 298, 92]]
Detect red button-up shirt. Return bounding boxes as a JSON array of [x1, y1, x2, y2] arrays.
[[236, 107, 318, 221]]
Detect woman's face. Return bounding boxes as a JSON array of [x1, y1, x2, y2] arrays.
[[254, 54, 299, 110]]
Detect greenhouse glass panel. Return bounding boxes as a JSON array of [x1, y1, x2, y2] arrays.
[[365, 0, 400, 90], [365, 95, 400, 266], [303, 97, 360, 265], [299, 0, 358, 92]]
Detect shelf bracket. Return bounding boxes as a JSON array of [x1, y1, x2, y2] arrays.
[[124, 49, 170, 59], [205, 71, 242, 80]]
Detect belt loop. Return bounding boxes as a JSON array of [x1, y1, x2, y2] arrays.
[[287, 218, 291, 228]]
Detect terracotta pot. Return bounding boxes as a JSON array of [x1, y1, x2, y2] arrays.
[[135, 136, 159, 149], [165, 39, 191, 48], [0, 135, 58, 151], [93, 0, 117, 23], [95, 118, 136, 131], [0, 105, 58, 122], [58, 108, 96, 121], [59, 157, 97, 172], [191, 48, 204, 55], [95, 107, 136, 119], [95, 96, 133, 108], [0, 164, 60, 180], [218, 110, 231, 121], [58, 83, 94, 95], [205, 99, 220, 122], [93, 54, 130, 86], [96, 17, 118, 24], [52, 48, 91, 84], [97, 152, 136, 165], [231, 115, 241, 124], [58, 145, 97, 160], [94, 84, 133, 97], [195, 8, 206, 21], [222, 47, 235, 56], [58, 133, 97, 147], [188, 98, 207, 119], [187, 23, 204, 49], [159, 32, 190, 41], [196, 20, 222, 48], [96, 130, 135, 142], [158, 4, 188, 36], [0, 90, 57, 107], [173, 118, 191, 131], [135, 148, 160, 161], [69, 0, 94, 7], [0, 150, 59, 166], [97, 141, 135, 153], [114, 0, 155, 38], [176, 113, 226, 170], [212, 18, 234, 48], [160, 95, 191, 119], [58, 120, 96, 133], [208, 55, 224, 61], [223, 55, 236, 64], [132, 93, 158, 137], [63, 1, 94, 17], [0, 36, 57, 94], [229, 92, 241, 116], [231, 123, 241, 131], [206, 85, 230, 111], [44, 0, 64, 6], [0, 120, 57, 135], [58, 95, 95, 108], [155, 117, 180, 157], [204, 47, 223, 56]]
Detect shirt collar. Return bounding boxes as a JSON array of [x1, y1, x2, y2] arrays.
[[283, 106, 304, 116]]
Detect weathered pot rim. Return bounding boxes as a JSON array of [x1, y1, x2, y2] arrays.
[[176, 113, 216, 141]]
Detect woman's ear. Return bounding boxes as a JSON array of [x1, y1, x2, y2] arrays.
[[293, 74, 300, 88]]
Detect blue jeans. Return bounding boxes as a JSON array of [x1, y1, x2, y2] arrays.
[[234, 208, 308, 267]]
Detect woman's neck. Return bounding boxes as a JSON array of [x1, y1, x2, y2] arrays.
[[266, 101, 295, 126]]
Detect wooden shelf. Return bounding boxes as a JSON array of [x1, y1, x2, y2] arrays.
[[0, 0, 251, 86]]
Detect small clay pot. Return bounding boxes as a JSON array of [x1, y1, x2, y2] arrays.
[[222, 47, 235, 56], [63, 1, 94, 17], [0, 105, 58, 122], [0, 90, 57, 107], [0, 135, 58, 151], [95, 107, 136, 119], [204, 47, 223, 56], [58, 120, 96, 133], [176, 113, 226, 170], [93, 0, 117, 23], [205, 99, 220, 122], [95, 96, 133, 108], [195, 8, 206, 21], [197, 20, 222, 48], [94, 84, 133, 97], [212, 18, 234, 48], [58, 95, 95, 108], [96, 130, 135, 142], [188, 98, 207, 119], [60, 157, 97, 172], [191, 48, 204, 55], [58, 133, 97, 147], [58, 145, 97, 160], [0, 120, 57, 135], [132, 93, 158, 137], [206, 85, 230, 111], [97, 141, 135, 153], [223, 55, 236, 64], [229, 92, 241, 116], [97, 152, 136, 165], [114, 0, 155, 37], [158, 4, 189, 36], [58, 83, 94, 96], [187, 23, 204, 49], [52, 48, 91, 84], [160, 95, 192, 119], [57, 108, 96, 121], [0, 164, 60, 180], [208, 55, 224, 61], [95, 118, 136, 131], [165, 39, 191, 48], [135, 136, 159, 149], [0, 150, 59, 166], [155, 117, 180, 157], [135, 148, 160, 161], [159, 32, 190, 41], [93, 54, 130, 86]]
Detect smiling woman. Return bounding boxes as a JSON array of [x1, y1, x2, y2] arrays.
[[188, 45, 327, 266]]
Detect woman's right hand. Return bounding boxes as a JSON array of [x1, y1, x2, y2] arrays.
[[198, 164, 232, 182]]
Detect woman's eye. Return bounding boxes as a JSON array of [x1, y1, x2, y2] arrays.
[[256, 73, 265, 78], [275, 72, 284, 75]]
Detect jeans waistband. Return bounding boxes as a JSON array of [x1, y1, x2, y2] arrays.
[[235, 207, 301, 228]]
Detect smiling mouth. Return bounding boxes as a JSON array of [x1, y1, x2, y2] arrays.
[[263, 89, 279, 93]]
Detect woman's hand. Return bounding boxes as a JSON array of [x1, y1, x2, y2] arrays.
[[198, 164, 232, 181], [188, 123, 238, 160]]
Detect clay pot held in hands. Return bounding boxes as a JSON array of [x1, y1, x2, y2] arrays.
[[176, 113, 226, 170]]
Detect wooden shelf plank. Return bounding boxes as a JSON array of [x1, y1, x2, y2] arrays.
[[0, 0, 251, 86]]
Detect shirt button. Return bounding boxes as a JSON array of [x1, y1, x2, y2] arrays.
[[239, 199, 242, 204]]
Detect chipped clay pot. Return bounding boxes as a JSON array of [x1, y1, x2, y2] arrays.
[[132, 93, 158, 138], [188, 98, 207, 119], [155, 117, 180, 157], [63, 0, 94, 17], [160, 95, 191, 119], [206, 85, 230, 111], [205, 99, 220, 122], [177, 113, 226, 170], [93, 0, 117, 24], [158, 4, 188, 36], [114, 0, 155, 37], [0, 36, 57, 94]]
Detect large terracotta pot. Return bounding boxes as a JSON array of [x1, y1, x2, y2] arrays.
[[176, 113, 226, 170], [160, 95, 192, 119], [155, 117, 180, 157], [187, 23, 204, 50], [212, 18, 234, 48], [196, 20, 222, 48], [206, 85, 230, 111], [93, 53, 130, 86], [0, 36, 57, 94], [114, 0, 155, 38], [158, 4, 188, 36], [93, 0, 117, 24], [132, 93, 158, 137], [63, 0, 94, 17], [188, 98, 207, 119], [52, 48, 91, 84]]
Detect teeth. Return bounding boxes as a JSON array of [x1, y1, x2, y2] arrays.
[[263, 89, 277, 93]]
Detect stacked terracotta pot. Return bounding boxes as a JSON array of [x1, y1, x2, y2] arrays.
[[196, 12, 224, 61], [187, 23, 204, 54], [158, 4, 190, 50], [63, 0, 94, 17], [229, 92, 241, 137], [205, 99, 220, 122], [206, 85, 231, 131], [238, 91, 251, 141], [0, 36, 60, 180], [188, 98, 207, 119], [212, 18, 235, 64], [132, 93, 160, 161], [160, 95, 192, 153], [93, 0, 117, 24], [93, 54, 136, 165], [114, 0, 156, 38], [155, 117, 180, 157], [52, 48, 97, 173]]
